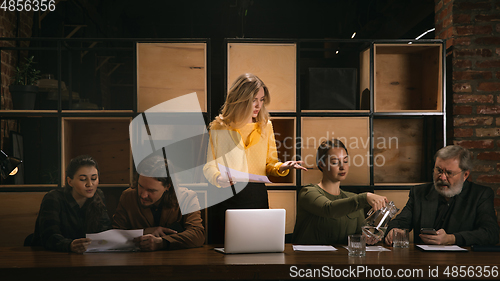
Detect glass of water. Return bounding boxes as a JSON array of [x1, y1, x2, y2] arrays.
[[348, 234, 366, 257], [393, 228, 410, 248]]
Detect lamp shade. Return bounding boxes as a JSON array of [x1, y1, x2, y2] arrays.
[[0, 150, 22, 179]]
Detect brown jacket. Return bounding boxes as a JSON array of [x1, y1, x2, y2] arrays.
[[112, 186, 205, 250]]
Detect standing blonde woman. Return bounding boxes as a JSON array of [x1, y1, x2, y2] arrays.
[[204, 73, 305, 243]]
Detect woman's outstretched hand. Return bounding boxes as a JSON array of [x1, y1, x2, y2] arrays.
[[279, 161, 308, 172]]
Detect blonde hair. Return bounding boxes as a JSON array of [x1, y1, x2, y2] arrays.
[[210, 73, 270, 132]]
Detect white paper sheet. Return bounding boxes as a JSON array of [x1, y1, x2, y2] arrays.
[[217, 163, 271, 183], [417, 245, 468, 252], [342, 245, 391, 252], [367, 246, 391, 251], [293, 245, 337, 251], [85, 229, 143, 252]]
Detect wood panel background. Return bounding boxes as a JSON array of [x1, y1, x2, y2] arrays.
[[375, 52, 423, 111], [374, 190, 410, 217], [301, 117, 370, 186], [0, 187, 210, 247], [0, 192, 46, 247], [373, 118, 423, 183], [62, 118, 132, 185], [374, 44, 442, 112], [421, 46, 442, 111], [228, 43, 296, 112], [268, 117, 295, 185], [268, 190, 296, 234], [137, 43, 206, 112]]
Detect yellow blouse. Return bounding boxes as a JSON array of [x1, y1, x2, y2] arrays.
[[203, 120, 288, 187]]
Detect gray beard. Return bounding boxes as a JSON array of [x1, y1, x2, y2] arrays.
[[433, 179, 463, 198]]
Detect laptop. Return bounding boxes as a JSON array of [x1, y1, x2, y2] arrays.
[[214, 209, 286, 254]]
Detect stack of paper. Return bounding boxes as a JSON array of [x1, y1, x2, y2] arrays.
[[86, 229, 143, 252], [293, 245, 337, 251]]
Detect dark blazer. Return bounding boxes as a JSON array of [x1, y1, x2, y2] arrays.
[[387, 181, 499, 246]]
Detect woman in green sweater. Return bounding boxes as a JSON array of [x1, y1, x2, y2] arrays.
[[292, 139, 388, 245]]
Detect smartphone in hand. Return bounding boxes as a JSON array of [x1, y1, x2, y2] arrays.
[[420, 228, 437, 235]]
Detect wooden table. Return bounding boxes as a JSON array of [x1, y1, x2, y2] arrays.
[[0, 244, 498, 280]]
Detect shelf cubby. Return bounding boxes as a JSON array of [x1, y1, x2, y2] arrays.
[[227, 43, 296, 112], [268, 117, 296, 186], [300, 41, 370, 111], [373, 118, 425, 184], [66, 46, 135, 111], [301, 117, 370, 186], [362, 44, 443, 112], [137, 42, 207, 112], [62, 117, 132, 186]]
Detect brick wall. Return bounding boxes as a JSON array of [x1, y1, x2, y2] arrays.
[[435, 0, 500, 223], [0, 10, 34, 150]]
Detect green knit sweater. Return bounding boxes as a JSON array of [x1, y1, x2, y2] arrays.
[[292, 184, 370, 245]]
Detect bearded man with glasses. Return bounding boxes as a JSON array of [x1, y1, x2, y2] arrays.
[[385, 145, 499, 246]]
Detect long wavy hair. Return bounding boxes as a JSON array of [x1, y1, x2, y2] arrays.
[[65, 155, 106, 233], [210, 73, 270, 132]]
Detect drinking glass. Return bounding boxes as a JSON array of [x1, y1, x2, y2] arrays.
[[348, 234, 366, 257], [393, 228, 409, 248]]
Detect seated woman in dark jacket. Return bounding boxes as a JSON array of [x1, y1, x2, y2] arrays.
[[31, 155, 111, 253], [292, 139, 387, 245]]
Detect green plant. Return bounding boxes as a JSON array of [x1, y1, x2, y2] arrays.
[[11, 56, 41, 86]]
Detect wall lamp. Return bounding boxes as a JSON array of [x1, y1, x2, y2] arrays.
[[0, 150, 22, 179]]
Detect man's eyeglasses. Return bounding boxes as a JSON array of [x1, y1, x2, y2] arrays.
[[434, 167, 463, 179]]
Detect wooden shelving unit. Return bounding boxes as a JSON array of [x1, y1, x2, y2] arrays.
[[0, 39, 210, 189], [225, 39, 446, 232], [0, 38, 445, 245]]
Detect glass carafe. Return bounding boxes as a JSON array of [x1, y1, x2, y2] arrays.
[[362, 201, 399, 240]]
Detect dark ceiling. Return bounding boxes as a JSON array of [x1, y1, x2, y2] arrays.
[[37, 0, 436, 40]]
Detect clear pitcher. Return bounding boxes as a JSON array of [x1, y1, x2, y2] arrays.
[[361, 201, 399, 240]]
